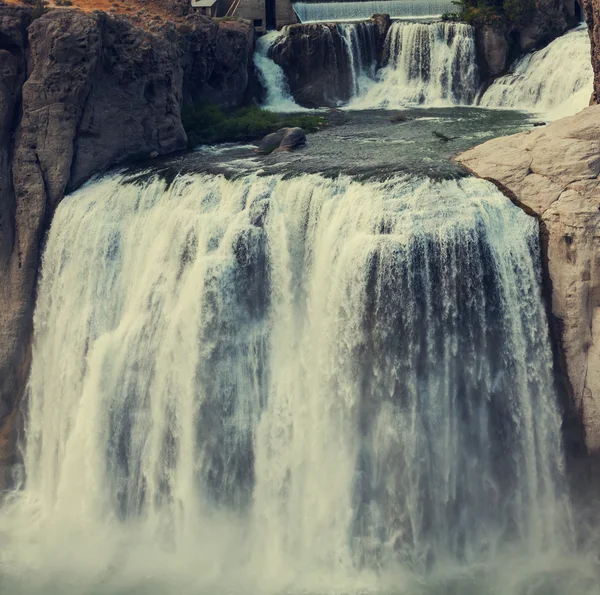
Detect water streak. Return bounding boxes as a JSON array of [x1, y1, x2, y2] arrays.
[[479, 26, 593, 119], [339, 22, 378, 95], [254, 31, 306, 112], [350, 21, 478, 108]]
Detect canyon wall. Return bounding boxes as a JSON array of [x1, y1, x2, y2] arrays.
[[0, 5, 254, 487]]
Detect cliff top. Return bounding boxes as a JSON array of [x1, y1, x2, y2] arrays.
[[0, 0, 190, 27]]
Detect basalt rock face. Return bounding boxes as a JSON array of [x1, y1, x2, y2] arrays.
[[269, 23, 354, 108], [181, 15, 255, 108], [457, 106, 600, 454], [476, 0, 581, 79], [0, 5, 31, 489], [0, 7, 254, 488], [583, 0, 600, 104]]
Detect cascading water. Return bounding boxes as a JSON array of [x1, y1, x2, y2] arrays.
[[479, 26, 594, 120], [254, 31, 304, 112], [293, 0, 454, 22], [0, 170, 586, 594], [339, 22, 377, 95], [349, 21, 478, 108]]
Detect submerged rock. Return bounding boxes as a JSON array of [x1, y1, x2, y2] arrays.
[[456, 105, 600, 453]]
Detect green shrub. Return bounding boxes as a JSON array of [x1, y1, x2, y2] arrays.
[[447, 0, 535, 27], [181, 103, 326, 148]]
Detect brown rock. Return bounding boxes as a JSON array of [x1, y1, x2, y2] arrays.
[[269, 23, 353, 108], [456, 106, 600, 452], [0, 5, 31, 489], [181, 16, 254, 108], [476, 26, 508, 78], [584, 0, 600, 104]]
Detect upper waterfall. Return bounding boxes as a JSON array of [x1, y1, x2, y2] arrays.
[[293, 0, 454, 22], [349, 21, 478, 108], [479, 26, 594, 119], [0, 169, 581, 593]]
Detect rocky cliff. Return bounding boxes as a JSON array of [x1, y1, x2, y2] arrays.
[[476, 0, 582, 80], [584, 0, 600, 103], [457, 107, 600, 453], [0, 5, 254, 487]]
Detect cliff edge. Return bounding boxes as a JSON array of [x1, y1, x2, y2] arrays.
[[457, 107, 600, 452]]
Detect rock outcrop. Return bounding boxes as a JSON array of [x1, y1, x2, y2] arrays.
[[269, 23, 354, 108], [584, 0, 600, 104], [457, 106, 600, 452], [476, 0, 581, 80], [257, 126, 306, 153], [0, 6, 254, 487], [269, 17, 391, 108], [181, 15, 255, 108], [0, 4, 31, 489]]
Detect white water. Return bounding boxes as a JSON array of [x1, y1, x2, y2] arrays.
[[479, 26, 593, 120], [254, 31, 305, 112], [294, 0, 454, 22], [0, 170, 589, 594], [339, 22, 377, 95], [350, 21, 478, 108]]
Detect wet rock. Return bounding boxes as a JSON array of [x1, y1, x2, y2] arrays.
[[257, 127, 306, 154], [476, 26, 508, 78], [269, 23, 353, 108], [279, 127, 306, 151]]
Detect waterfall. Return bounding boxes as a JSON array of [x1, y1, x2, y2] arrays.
[[338, 22, 377, 95], [479, 26, 593, 120], [349, 21, 478, 108], [254, 31, 305, 112], [294, 0, 454, 22], [0, 170, 580, 593]]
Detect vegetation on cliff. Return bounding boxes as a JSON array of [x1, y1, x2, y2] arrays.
[[444, 0, 536, 26], [182, 103, 326, 147]]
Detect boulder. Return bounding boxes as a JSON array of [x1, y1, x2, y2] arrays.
[[278, 126, 306, 150], [456, 106, 600, 453], [257, 127, 306, 153]]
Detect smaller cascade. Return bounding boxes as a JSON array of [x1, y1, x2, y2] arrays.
[[350, 21, 478, 109], [294, 0, 454, 22], [254, 31, 305, 112], [338, 22, 378, 95], [479, 26, 593, 119]]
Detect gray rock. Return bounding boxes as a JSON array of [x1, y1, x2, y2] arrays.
[[278, 127, 306, 151], [181, 16, 254, 108], [477, 26, 508, 78], [257, 129, 286, 154], [257, 127, 306, 154], [269, 23, 354, 108]]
